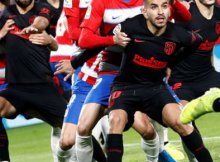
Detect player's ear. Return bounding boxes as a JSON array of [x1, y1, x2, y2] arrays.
[[141, 7, 148, 19]]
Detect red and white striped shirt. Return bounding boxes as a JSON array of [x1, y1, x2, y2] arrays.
[[50, 10, 75, 62]]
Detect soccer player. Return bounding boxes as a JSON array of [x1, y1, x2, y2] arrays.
[[74, 0, 163, 161], [0, 0, 67, 161], [167, 0, 220, 136], [106, 0, 213, 161], [55, 0, 192, 161], [53, 0, 107, 161], [75, 0, 193, 161]]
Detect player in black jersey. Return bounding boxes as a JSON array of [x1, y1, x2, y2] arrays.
[[0, 0, 67, 161], [169, 0, 220, 103], [105, 0, 213, 162], [167, 0, 220, 125], [167, 0, 220, 128]]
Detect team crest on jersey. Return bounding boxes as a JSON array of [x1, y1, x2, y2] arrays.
[[84, 5, 92, 19], [164, 42, 176, 55], [216, 22, 220, 35], [64, 0, 72, 8], [113, 24, 121, 35]]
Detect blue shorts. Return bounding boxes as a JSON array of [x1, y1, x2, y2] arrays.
[[213, 45, 220, 72], [64, 75, 92, 124], [214, 44, 220, 59], [71, 67, 81, 90], [0, 84, 7, 91], [84, 74, 116, 106], [50, 62, 72, 92]]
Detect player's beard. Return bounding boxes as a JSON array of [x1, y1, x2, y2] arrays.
[[15, 0, 33, 9]]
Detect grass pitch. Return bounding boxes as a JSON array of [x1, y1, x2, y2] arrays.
[[7, 113, 220, 162]]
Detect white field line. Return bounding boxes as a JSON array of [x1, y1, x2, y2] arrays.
[[124, 136, 220, 147]]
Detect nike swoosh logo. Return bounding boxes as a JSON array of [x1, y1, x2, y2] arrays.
[[112, 16, 120, 20], [134, 39, 145, 43], [192, 29, 201, 33]]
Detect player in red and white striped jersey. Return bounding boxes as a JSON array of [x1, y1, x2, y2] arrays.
[[54, 0, 107, 161]]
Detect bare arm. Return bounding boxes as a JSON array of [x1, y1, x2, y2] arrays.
[[29, 31, 58, 51], [0, 19, 15, 39]]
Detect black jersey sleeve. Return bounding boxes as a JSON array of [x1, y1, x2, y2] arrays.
[[0, 10, 8, 30], [112, 17, 134, 36], [36, 2, 51, 22], [169, 31, 203, 69], [70, 47, 104, 69]]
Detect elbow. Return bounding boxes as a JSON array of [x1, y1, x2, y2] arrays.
[[50, 45, 58, 51], [78, 36, 89, 49], [69, 33, 79, 42], [183, 14, 192, 22], [53, 45, 58, 51]]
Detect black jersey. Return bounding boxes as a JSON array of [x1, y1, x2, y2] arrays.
[[170, 3, 220, 82], [0, 2, 53, 84], [113, 14, 201, 85], [40, 0, 63, 36]]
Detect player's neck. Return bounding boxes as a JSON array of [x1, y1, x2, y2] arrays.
[[16, 1, 34, 14], [195, 0, 214, 20], [147, 21, 167, 37]]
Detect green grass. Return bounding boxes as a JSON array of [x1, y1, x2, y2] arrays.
[[7, 113, 220, 162]]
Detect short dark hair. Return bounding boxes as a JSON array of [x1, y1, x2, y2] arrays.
[[0, 0, 10, 5]]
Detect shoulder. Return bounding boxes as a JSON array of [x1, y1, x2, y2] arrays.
[[214, 5, 220, 19], [34, 1, 51, 14], [35, 1, 51, 10], [166, 22, 191, 42], [167, 22, 184, 32], [121, 14, 143, 28], [1, 5, 16, 18], [188, 2, 197, 14]]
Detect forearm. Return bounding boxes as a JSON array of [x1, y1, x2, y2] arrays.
[[70, 47, 104, 69], [48, 35, 58, 51], [66, 16, 81, 41], [78, 28, 114, 49]]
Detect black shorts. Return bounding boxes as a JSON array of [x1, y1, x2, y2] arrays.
[[169, 71, 220, 101], [0, 83, 67, 127], [108, 83, 177, 130]]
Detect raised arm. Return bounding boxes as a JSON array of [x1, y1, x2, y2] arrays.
[[170, 0, 191, 22]]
